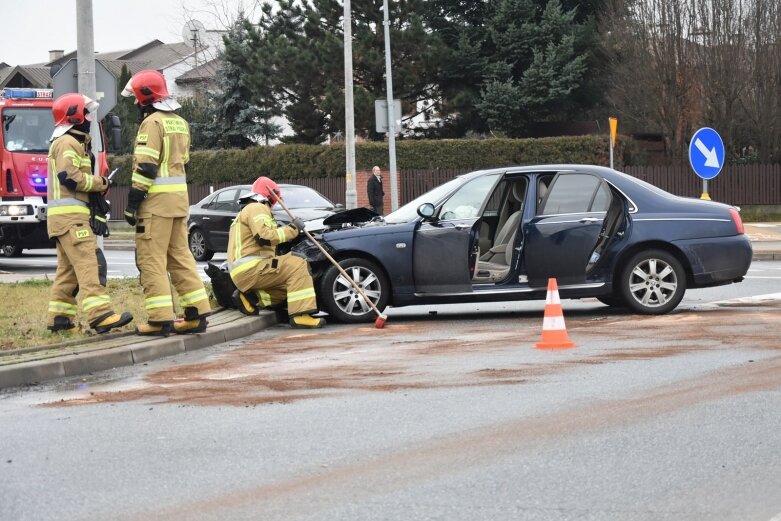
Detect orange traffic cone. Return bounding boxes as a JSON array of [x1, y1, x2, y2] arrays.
[[535, 278, 576, 349]]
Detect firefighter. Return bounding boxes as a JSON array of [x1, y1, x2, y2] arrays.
[[227, 177, 325, 328], [121, 70, 211, 336], [46, 93, 133, 334]]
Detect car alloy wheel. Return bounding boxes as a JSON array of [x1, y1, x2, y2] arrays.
[[188, 228, 214, 261], [321, 257, 389, 323], [619, 249, 686, 315], [1, 244, 22, 257]]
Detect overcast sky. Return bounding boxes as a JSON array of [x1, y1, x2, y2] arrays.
[[1, 0, 257, 66]]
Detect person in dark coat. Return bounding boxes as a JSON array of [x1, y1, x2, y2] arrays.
[[367, 165, 385, 215]]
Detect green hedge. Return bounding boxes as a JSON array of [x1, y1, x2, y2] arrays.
[[108, 135, 635, 185]]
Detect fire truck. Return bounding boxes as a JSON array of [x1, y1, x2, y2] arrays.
[[0, 88, 116, 256]]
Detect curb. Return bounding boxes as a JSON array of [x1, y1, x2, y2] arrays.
[[0, 310, 277, 390]]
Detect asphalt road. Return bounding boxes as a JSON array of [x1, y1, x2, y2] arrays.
[[1, 267, 780, 521]]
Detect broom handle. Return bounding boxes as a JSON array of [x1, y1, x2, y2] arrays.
[[276, 198, 386, 318]]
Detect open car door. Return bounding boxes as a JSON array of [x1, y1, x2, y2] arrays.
[[412, 173, 500, 294], [524, 172, 617, 287]]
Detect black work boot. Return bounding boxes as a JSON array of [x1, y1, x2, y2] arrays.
[[47, 315, 80, 334], [90, 311, 134, 334]]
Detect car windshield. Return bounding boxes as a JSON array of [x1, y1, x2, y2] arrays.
[[2, 108, 52, 153], [383, 176, 469, 224], [275, 186, 334, 209]]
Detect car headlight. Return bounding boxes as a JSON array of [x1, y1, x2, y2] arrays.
[[0, 205, 33, 217]]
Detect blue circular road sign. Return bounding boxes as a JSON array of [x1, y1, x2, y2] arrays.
[[688, 127, 725, 180]]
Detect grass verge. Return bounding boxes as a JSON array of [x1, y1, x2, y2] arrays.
[[0, 278, 216, 351]]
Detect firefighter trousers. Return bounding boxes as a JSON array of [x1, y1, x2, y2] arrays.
[[231, 253, 317, 317], [135, 214, 211, 323], [47, 222, 113, 326]]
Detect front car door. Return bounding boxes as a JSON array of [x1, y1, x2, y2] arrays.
[[524, 171, 613, 287], [412, 173, 501, 293]]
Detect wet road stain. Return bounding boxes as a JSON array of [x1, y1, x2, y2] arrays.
[[48, 302, 781, 408]]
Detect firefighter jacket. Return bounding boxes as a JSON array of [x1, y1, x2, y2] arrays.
[[47, 130, 109, 238], [227, 202, 300, 282], [131, 110, 191, 218]]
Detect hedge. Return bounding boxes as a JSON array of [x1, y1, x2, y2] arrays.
[[108, 135, 635, 185]]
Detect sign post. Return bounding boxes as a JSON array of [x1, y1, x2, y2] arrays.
[[608, 117, 617, 169], [688, 127, 725, 200]]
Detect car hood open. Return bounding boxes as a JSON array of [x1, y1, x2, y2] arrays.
[[322, 207, 379, 227]]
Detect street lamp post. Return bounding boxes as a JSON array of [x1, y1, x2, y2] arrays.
[[343, 0, 357, 209], [382, 0, 399, 212]]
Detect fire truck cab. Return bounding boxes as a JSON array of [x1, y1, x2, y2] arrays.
[[0, 88, 111, 257]]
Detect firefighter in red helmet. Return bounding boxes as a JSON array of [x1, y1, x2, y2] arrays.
[[46, 93, 133, 334], [227, 177, 325, 328], [121, 69, 211, 336]]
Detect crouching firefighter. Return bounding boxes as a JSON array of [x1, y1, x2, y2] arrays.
[[45, 93, 133, 334], [227, 177, 325, 329], [121, 69, 211, 336]]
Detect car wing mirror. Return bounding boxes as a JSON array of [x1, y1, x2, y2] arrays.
[[417, 202, 438, 222]]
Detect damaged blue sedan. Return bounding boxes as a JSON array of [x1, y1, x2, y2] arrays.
[[287, 164, 752, 323]]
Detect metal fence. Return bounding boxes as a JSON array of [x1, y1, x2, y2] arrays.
[[106, 164, 781, 220]]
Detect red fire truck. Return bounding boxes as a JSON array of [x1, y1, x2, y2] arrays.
[[0, 88, 114, 256]]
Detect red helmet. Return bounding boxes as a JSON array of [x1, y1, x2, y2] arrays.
[[121, 69, 169, 106], [52, 93, 98, 126], [251, 177, 281, 204]]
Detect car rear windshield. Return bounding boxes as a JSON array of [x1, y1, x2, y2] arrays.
[[274, 186, 334, 209]]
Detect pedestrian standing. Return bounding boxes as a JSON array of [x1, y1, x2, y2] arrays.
[[367, 165, 385, 215], [121, 70, 211, 336], [46, 93, 133, 334]]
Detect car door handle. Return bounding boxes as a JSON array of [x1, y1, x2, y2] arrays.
[[202, 216, 210, 220], [579, 217, 601, 223], [454, 224, 472, 230]]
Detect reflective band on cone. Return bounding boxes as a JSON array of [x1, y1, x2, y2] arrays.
[[535, 278, 576, 349]]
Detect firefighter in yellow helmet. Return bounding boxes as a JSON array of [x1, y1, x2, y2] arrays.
[[121, 69, 211, 336], [46, 93, 133, 334], [227, 177, 325, 328]]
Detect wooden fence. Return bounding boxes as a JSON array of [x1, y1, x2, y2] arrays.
[[106, 164, 781, 220]]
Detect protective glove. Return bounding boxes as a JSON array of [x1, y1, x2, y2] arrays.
[[88, 192, 111, 237], [291, 217, 306, 231], [124, 188, 146, 227]]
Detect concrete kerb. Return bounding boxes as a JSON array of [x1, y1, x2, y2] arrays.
[[0, 310, 278, 390]]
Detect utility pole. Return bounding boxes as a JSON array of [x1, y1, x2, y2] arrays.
[[76, 0, 103, 248], [382, 0, 399, 211], [76, 0, 99, 171], [343, 0, 357, 209]]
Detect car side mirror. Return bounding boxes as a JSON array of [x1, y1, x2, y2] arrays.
[[417, 202, 437, 222], [334, 203, 345, 211]]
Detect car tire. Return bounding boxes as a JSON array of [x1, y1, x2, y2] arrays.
[[618, 249, 686, 315], [2, 244, 22, 257], [596, 294, 625, 308], [320, 257, 389, 323], [188, 228, 214, 261]]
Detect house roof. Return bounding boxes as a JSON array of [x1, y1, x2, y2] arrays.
[[175, 59, 220, 84], [0, 65, 52, 89]]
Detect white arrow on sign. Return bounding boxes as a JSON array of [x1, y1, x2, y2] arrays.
[[694, 138, 720, 168]]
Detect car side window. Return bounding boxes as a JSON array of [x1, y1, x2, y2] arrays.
[[439, 174, 499, 221], [211, 189, 238, 212], [541, 174, 609, 215]]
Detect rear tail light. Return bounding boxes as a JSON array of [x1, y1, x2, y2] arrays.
[[729, 208, 744, 235]]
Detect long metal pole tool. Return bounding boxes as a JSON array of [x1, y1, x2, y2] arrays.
[[276, 198, 388, 328]]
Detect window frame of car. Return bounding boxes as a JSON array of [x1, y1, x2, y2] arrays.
[[538, 171, 614, 216]]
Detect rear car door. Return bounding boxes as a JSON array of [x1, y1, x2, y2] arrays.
[[412, 173, 500, 293], [204, 188, 240, 251], [523, 172, 613, 287]]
